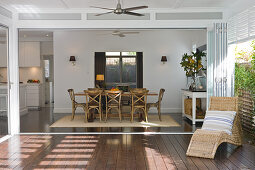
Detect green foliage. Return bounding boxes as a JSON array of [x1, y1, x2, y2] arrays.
[[235, 40, 255, 96], [235, 63, 255, 96], [180, 51, 206, 79], [251, 41, 255, 70]]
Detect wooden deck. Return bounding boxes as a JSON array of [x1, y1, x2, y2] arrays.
[[0, 134, 255, 169]]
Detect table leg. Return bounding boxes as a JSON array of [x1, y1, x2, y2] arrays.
[[182, 93, 185, 117], [192, 97, 196, 125]]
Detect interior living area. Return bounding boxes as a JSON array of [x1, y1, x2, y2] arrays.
[[0, 0, 255, 169]]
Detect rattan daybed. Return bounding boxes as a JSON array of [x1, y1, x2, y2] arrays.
[[186, 96, 242, 159]]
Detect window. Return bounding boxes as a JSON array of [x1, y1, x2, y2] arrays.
[[44, 60, 50, 78], [105, 52, 137, 89]]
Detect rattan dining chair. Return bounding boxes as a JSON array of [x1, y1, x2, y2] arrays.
[[147, 88, 165, 121], [186, 96, 242, 159], [130, 88, 149, 122], [67, 89, 86, 121], [84, 89, 103, 122], [105, 90, 122, 122]]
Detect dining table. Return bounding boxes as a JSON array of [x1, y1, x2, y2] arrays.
[[74, 91, 158, 96]]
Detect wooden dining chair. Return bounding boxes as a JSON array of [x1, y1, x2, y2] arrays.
[[104, 90, 122, 122], [67, 89, 86, 121], [84, 89, 103, 122], [147, 88, 165, 121], [130, 88, 149, 122]]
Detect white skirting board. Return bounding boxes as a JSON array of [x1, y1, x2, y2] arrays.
[[0, 108, 28, 116], [53, 107, 182, 114]]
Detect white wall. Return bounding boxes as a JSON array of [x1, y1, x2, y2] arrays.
[[40, 41, 53, 56], [54, 29, 206, 113]]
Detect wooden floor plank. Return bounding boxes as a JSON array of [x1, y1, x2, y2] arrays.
[[213, 144, 240, 170], [167, 135, 198, 170], [153, 135, 177, 170], [105, 135, 119, 170], [116, 134, 127, 170], [86, 135, 106, 170], [228, 143, 255, 164], [134, 135, 147, 170], [95, 135, 113, 170], [125, 135, 137, 170], [161, 135, 188, 170], [0, 134, 255, 170], [146, 135, 168, 170]]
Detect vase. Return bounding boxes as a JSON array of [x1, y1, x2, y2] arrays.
[[189, 76, 196, 91]]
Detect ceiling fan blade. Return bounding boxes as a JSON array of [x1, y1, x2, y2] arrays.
[[118, 34, 125, 37], [124, 6, 148, 11], [124, 11, 144, 16], [95, 11, 114, 16], [121, 32, 139, 34], [90, 6, 114, 10]]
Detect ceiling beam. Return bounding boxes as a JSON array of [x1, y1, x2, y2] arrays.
[[173, 0, 184, 9], [60, 0, 69, 9], [0, 1, 18, 13]]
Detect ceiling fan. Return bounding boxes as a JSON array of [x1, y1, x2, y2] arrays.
[[98, 30, 139, 37], [111, 30, 139, 37], [91, 0, 148, 16]]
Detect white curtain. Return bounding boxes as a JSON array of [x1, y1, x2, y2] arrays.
[[207, 23, 235, 105]]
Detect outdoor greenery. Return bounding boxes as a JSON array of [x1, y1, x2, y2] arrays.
[[235, 40, 255, 96], [234, 40, 255, 139]]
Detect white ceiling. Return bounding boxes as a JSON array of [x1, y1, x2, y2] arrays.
[[0, 0, 239, 12]]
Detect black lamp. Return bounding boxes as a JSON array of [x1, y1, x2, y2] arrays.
[[161, 56, 167, 64], [69, 56, 76, 66]]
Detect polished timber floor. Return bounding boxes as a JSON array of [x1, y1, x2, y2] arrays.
[[0, 134, 255, 169], [20, 107, 202, 133]]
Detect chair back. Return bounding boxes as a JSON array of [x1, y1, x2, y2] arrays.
[[84, 89, 103, 106], [105, 90, 122, 106], [67, 89, 75, 102], [209, 97, 238, 112], [158, 88, 165, 104], [130, 88, 149, 106], [130, 88, 147, 92]]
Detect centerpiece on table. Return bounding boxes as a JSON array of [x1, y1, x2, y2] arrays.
[[180, 51, 206, 91]]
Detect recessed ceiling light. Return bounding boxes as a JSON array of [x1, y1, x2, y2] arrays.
[[46, 34, 49, 37], [23, 34, 27, 38]]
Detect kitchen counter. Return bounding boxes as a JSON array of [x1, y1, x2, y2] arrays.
[[0, 83, 27, 87], [0, 83, 28, 116]]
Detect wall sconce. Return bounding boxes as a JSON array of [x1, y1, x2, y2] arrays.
[[161, 56, 167, 64], [69, 56, 76, 66]]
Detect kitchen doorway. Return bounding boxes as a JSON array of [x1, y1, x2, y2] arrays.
[[0, 25, 9, 139], [43, 55, 54, 107]]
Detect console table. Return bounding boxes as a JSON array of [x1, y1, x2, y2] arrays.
[[181, 89, 207, 125]]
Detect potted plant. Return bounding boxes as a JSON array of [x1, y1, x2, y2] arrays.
[[180, 51, 206, 90]]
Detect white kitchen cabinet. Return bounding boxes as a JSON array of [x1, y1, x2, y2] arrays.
[[0, 44, 7, 67], [0, 84, 28, 116], [26, 84, 41, 109], [19, 42, 40, 67]]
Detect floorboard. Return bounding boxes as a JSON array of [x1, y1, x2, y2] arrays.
[[0, 134, 255, 170]]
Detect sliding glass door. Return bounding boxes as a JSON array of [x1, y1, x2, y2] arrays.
[[0, 25, 9, 138]]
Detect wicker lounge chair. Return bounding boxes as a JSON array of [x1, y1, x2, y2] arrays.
[[186, 96, 242, 159]]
